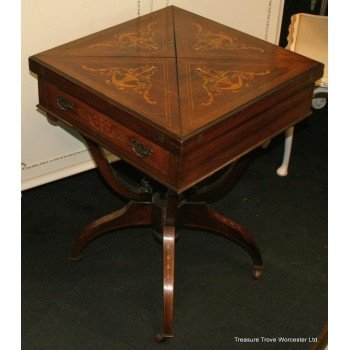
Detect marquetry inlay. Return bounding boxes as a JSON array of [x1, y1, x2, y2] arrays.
[[195, 67, 271, 105], [82, 64, 158, 104], [31, 5, 323, 140], [89, 22, 159, 50], [192, 23, 264, 52], [77, 108, 128, 143], [29, 12, 324, 336]]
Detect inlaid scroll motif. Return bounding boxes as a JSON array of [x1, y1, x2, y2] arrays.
[[82, 64, 158, 104], [89, 22, 159, 50], [192, 23, 264, 52], [195, 67, 271, 106], [77, 108, 128, 143]]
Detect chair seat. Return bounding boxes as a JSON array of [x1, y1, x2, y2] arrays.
[[287, 13, 328, 86], [276, 13, 327, 176]]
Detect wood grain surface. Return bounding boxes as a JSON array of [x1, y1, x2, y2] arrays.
[[29, 5, 324, 192]]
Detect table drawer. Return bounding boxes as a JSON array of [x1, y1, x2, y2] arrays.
[[41, 81, 169, 175]]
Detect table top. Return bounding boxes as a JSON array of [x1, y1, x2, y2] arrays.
[[29, 6, 323, 193], [30, 6, 323, 141]]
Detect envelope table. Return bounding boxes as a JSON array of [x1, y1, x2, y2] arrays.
[[29, 6, 323, 341]]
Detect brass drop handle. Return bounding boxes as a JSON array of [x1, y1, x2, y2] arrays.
[[132, 139, 153, 158], [56, 95, 74, 111]]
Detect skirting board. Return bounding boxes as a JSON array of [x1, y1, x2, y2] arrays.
[[21, 150, 119, 191]]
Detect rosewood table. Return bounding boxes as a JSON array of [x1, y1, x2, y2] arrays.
[[29, 6, 323, 342]]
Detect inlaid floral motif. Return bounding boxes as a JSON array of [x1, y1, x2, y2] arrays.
[[82, 64, 158, 104], [195, 67, 271, 105], [77, 108, 128, 143], [192, 23, 264, 53], [89, 22, 159, 50]]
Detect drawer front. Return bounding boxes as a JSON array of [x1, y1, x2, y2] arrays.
[[42, 81, 169, 175]]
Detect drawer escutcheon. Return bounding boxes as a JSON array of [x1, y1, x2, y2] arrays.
[[132, 139, 153, 158], [56, 95, 74, 111]]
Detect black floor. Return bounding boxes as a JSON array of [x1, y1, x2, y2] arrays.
[[22, 108, 327, 350]]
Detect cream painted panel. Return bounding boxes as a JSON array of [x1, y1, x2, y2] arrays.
[[21, 0, 152, 190], [153, 0, 284, 44]]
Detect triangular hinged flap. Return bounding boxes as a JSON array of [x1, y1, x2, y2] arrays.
[[177, 57, 319, 136], [37, 55, 181, 134], [31, 6, 323, 141], [173, 7, 273, 59], [37, 7, 175, 58]]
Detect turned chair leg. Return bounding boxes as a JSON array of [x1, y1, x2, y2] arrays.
[[70, 202, 153, 260], [182, 203, 263, 279], [277, 126, 294, 177]]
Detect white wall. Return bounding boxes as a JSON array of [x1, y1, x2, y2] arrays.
[[153, 0, 284, 43], [21, 0, 284, 190]]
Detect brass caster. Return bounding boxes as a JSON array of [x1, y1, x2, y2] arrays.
[[252, 265, 263, 279], [154, 333, 172, 343], [69, 254, 81, 261]]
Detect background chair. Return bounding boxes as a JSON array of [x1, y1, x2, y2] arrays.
[[277, 13, 328, 176]]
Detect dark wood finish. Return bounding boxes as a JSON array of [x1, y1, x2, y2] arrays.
[[29, 6, 323, 193], [29, 5, 323, 341], [83, 137, 152, 202], [186, 157, 248, 203], [311, 323, 328, 350], [42, 80, 171, 179], [182, 203, 262, 279], [68, 138, 261, 340], [155, 192, 178, 342], [70, 201, 153, 260]]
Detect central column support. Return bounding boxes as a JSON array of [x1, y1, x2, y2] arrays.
[[155, 192, 178, 342], [70, 135, 263, 343]]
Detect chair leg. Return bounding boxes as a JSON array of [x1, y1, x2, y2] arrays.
[[277, 126, 294, 177], [312, 86, 328, 109]]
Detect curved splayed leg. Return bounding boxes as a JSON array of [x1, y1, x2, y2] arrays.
[[70, 201, 152, 260], [182, 203, 262, 279]]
